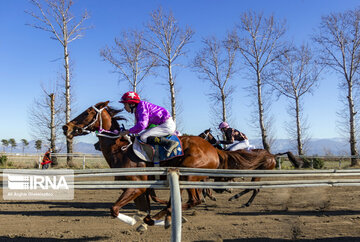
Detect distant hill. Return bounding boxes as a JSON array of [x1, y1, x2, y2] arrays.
[[1, 138, 352, 156], [252, 138, 350, 156], [1, 141, 101, 155]]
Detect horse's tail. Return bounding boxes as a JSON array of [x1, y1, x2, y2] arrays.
[[275, 151, 303, 168]]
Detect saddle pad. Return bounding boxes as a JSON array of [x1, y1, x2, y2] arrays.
[[133, 136, 183, 162]]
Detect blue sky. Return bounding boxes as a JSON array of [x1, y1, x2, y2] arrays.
[[0, 0, 359, 146]]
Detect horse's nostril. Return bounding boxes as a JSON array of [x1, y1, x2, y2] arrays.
[[62, 125, 68, 133], [75, 127, 83, 134]]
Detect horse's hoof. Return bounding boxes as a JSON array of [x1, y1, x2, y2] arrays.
[[165, 216, 171, 229], [136, 223, 148, 232], [225, 188, 233, 193], [182, 216, 188, 223], [143, 214, 155, 226], [110, 206, 119, 218]]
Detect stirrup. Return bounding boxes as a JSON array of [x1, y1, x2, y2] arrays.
[[166, 142, 179, 157]]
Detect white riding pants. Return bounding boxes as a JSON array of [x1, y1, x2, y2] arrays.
[[226, 140, 250, 151], [139, 118, 176, 142]]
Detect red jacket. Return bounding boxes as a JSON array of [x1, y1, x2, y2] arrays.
[[41, 151, 52, 165]]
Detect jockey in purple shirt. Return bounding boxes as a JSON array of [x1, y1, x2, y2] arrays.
[[119, 91, 179, 157]]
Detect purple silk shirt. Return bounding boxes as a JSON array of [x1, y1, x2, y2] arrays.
[[129, 100, 171, 134]]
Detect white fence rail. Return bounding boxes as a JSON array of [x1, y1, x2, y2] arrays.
[[1, 167, 360, 242], [1, 153, 360, 169]]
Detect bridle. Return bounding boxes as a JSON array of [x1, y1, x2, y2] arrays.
[[81, 105, 132, 150], [200, 131, 210, 141]]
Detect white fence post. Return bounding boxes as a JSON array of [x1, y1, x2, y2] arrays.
[[168, 168, 182, 242], [83, 155, 86, 169]]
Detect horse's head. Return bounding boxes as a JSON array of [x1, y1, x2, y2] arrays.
[[62, 101, 122, 139], [199, 128, 218, 145], [199, 128, 211, 140]]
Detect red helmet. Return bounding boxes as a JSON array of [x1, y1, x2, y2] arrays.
[[119, 91, 141, 104]]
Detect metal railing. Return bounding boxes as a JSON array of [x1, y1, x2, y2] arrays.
[[2, 167, 359, 241]]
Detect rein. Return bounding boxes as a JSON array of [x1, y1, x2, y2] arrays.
[[82, 105, 120, 139], [82, 105, 133, 150]]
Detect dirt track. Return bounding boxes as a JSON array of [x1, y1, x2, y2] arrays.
[[1, 182, 360, 242]]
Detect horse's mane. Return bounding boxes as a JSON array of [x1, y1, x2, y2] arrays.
[[106, 106, 127, 121]]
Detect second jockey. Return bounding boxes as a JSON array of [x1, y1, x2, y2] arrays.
[[217, 122, 251, 151]]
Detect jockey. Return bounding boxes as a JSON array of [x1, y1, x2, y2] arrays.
[[217, 122, 251, 151], [119, 91, 179, 157]]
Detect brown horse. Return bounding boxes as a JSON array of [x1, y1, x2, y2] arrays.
[[199, 128, 303, 207], [62, 101, 220, 227]]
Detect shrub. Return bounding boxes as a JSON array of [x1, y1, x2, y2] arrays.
[[302, 157, 324, 169], [0, 155, 7, 166]]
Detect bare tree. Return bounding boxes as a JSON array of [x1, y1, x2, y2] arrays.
[[145, 7, 194, 122], [235, 11, 288, 152], [100, 30, 157, 93], [28, 84, 64, 165], [268, 44, 321, 155], [313, 9, 360, 166], [27, 0, 90, 166], [193, 34, 238, 127]]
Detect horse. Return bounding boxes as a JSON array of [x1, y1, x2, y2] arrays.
[[62, 101, 221, 228], [199, 128, 303, 207]]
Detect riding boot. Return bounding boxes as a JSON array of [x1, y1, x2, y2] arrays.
[[147, 136, 179, 157]]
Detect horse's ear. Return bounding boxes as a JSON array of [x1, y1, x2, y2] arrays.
[[97, 101, 110, 109]]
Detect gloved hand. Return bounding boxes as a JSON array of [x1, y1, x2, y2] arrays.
[[119, 130, 130, 137]]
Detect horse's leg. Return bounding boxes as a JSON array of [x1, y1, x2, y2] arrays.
[[143, 188, 190, 229], [228, 177, 260, 208], [240, 188, 260, 208], [182, 188, 202, 210], [201, 178, 217, 202], [111, 187, 147, 217], [202, 188, 217, 202], [149, 188, 168, 205]]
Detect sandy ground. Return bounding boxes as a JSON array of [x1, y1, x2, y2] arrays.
[[0, 172, 360, 242], [1, 179, 360, 242]]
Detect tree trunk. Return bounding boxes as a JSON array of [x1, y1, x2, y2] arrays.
[[295, 96, 303, 155], [221, 89, 227, 122], [347, 81, 358, 166], [257, 72, 270, 151], [64, 42, 74, 167], [168, 64, 176, 122], [49, 93, 58, 166]]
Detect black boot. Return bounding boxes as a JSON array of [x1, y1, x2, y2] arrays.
[[147, 136, 179, 157]]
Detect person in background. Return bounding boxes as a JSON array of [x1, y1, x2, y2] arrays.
[[119, 91, 179, 157], [217, 122, 251, 151], [41, 148, 52, 169]]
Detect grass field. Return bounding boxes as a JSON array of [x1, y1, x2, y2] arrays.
[[0, 153, 357, 170]]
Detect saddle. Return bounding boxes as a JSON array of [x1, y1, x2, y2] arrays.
[[133, 135, 183, 163]]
